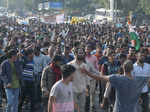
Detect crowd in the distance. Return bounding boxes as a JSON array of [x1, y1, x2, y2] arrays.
[[0, 17, 150, 112]]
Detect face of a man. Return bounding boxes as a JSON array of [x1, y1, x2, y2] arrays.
[[12, 55, 17, 62], [29, 53, 34, 60], [55, 61, 61, 66], [64, 47, 70, 55], [76, 49, 85, 61], [85, 47, 92, 55], [67, 73, 74, 82], [96, 47, 102, 54], [129, 48, 136, 55], [108, 53, 115, 63], [137, 53, 145, 63]]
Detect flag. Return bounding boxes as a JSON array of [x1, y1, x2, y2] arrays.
[[129, 32, 140, 51]]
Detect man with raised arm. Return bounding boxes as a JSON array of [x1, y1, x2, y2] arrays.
[[81, 60, 149, 112]]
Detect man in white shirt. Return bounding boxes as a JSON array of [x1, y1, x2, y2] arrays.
[[133, 51, 150, 112], [68, 48, 88, 112], [85, 45, 99, 111], [48, 65, 76, 112]]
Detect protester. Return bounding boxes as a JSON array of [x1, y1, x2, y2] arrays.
[[1, 49, 23, 112], [68, 48, 88, 112], [19, 49, 35, 112], [81, 60, 149, 112], [61, 46, 74, 65], [100, 51, 120, 109], [33, 46, 47, 105], [41, 55, 62, 112], [85, 45, 99, 111], [0, 38, 4, 108], [48, 65, 76, 112], [0, 16, 150, 112], [133, 51, 150, 112]]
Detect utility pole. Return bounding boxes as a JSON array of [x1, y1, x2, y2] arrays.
[[6, 0, 8, 9], [110, 0, 114, 22]]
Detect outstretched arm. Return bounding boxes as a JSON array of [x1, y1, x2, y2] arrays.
[[81, 68, 110, 82]]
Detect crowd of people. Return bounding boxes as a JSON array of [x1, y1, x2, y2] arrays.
[[0, 17, 150, 112]]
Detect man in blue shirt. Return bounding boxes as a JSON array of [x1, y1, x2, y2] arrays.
[[61, 46, 74, 65], [81, 60, 149, 112]]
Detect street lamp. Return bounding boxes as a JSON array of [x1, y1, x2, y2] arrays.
[[110, 0, 114, 21], [6, 0, 8, 9]]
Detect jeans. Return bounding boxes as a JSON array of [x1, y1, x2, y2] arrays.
[[19, 80, 35, 111], [34, 73, 42, 104], [73, 92, 86, 112], [5, 88, 20, 112], [41, 96, 48, 112], [0, 81, 2, 105], [141, 92, 149, 112]]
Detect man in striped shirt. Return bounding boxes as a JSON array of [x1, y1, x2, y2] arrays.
[[19, 49, 35, 112]]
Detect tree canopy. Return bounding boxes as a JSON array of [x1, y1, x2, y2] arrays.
[[5, 0, 150, 15]]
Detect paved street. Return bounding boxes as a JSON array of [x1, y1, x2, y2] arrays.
[[0, 91, 106, 112], [1, 93, 150, 112]]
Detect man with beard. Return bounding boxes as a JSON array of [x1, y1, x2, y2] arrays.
[[133, 51, 150, 112], [127, 47, 137, 64], [68, 48, 88, 112]]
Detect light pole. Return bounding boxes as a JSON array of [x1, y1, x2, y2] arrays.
[[110, 0, 114, 22], [6, 0, 8, 9]]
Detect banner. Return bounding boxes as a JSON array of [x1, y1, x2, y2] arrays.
[[38, 3, 43, 11], [49, 2, 63, 9], [56, 14, 64, 24], [44, 2, 50, 10]]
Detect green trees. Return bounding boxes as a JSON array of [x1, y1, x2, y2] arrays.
[[5, 0, 150, 15], [138, 0, 150, 15]]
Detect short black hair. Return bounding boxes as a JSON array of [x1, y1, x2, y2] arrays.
[[0, 39, 3, 45], [24, 49, 33, 56], [34, 46, 41, 53], [61, 65, 76, 79], [129, 47, 136, 50], [7, 49, 17, 59], [86, 44, 92, 49], [137, 50, 145, 55], [74, 47, 85, 55], [73, 41, 80, 48], [119, 53, 127, 59], [123, 60, 133, 73], [107, 45, 114, 49], [51, 55, 62, 63]]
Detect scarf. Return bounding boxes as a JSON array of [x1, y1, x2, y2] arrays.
[[50, 63, 62, 82]]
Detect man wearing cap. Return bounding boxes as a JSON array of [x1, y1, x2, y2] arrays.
[[41, 55, 62, 112], [48, 65, 76, 112]]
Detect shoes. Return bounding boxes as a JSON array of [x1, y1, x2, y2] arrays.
[[100, 98, 109, 109], [0, 104, 2, 108]]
